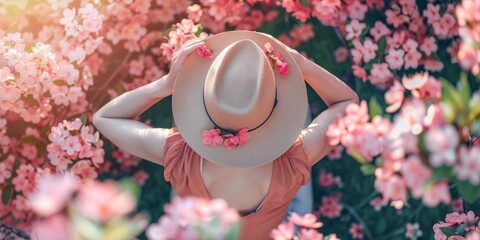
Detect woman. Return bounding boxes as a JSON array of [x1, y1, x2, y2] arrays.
[[93, 31, 358, 239]]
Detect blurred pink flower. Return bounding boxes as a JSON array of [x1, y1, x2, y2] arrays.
[[319, 196, 343, 218], [425, 125, 459, 167], [148, 197, 239, 240], [288, 212, 323, 229], [347, 1, 368, 20], [405, 223, 422, 239], [452, 198, 464, 213], [385, 80, 405, 113], [270, 222, 295, 240], [30, 214, 72, 240], [352, 65, 367, 81], [402, 72, 428, 91], [187, 4, 203, 22], [29, 173, 79, 217], [456, 146, 480, 185], [374, 174, 407, 205], [298, 228, 324, 240], [400, 156, 432, 198], [370, 196, 386, 212], [422, 181, 451, 207], [0, 162, 12, 184], [404, 50, 422, 69], [334, 47, 349, 62], [420, 37, 438, 56], [318, 169, 341, 187], [349, 223, 364, 239], [74, 180, 136, 223]]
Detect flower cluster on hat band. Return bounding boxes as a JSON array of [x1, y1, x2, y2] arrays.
[[262, 42, 289, 76], [196, 42, 289, 76], [202, 128, 249, 150]]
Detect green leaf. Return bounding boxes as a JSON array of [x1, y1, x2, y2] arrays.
[[350, 152, 367, 164], [441, 78, 463, 113], [120, 178, 140, 199], [114, 83, 127, 95], [360, 164, 375, 175], [457, 179, 480, 203], [194, 25, 204, 37], [224, 222, 240, 240], [456, 223, 467, 236], [300, 0, 310, 6], [467, 96, 480, 124], [79, 115, 88, 125], [369, 97, 383, 118], [457, 71, 471, 111], [53, 79, 68, 86], [2, 186, 12, 205], [439, 227, 456, 237], [377, 36, 386, 55]]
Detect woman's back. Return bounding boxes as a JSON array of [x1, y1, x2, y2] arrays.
[[163, 129, 311, 239]]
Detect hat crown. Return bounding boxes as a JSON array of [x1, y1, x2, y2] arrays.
[[204, 39, 276, 131]]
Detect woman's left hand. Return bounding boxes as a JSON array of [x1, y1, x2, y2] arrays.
[[165, 37, 208, 89]]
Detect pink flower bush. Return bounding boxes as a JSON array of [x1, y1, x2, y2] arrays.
[[433, 211, 480, 240], [28, 174, 145, 240], [270, 212, 329, 240], [146, 196, 240, 240], [47, 118, 104, 174], [455, 0, 480, 74]]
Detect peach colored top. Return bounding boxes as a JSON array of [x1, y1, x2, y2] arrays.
[[163, 129, 311, 240]]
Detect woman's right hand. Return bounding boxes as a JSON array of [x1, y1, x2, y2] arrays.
[[165, 37, 208, 89]]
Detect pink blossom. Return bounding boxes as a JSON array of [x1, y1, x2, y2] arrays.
[[425, 125, 459, 167], [404, 50, 422, 69], [197, 45, 213, 59], [202, 129, 223, 147], [370, 196, 386, 211], [385, 48, 405, 70], [399, 98, 426, 134], [456, 146, 480, 185], [369, 21, 391, 42], [133, 170, 149, 186], [187, 4, 203, 22], [452, 198, 464, 212], [374, 174, 407, 205], [334, 47, 349, 62], [402, 72, 428, 91], [412, 76, 442, 101], [369, 63, 393, 87], [75, 180, 136, 223], [318, 196, 343, 218], [423, 3, 441, 25], [288, 212, 323, 228], [400, 156, 432, 198], [405, 223, 423, 239], [270, 222, 295, 240], [420, 37, 438, 56], [385, 80, 404, 113], [327, 145, 343, 160], [349, 223, 364, 239], [277, 60, 290, 75], [0, 162, 12, 183], [347, 1, 368, 20], [236, 128, 249, 145], [298, 228, 324, 240], [29, 173, 79, 216], [345, 20, 366, 40], [352, 65, 367, 81], [318, 169, 341, 187], [148, 197, 239, 240], [423, 58, 444, 72], [30, 214, 73, 240], [224, 135, 239, 150], [422, 181, 451, 207], [362, 38, 378, 63]]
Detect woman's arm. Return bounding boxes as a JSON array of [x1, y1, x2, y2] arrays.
[[290, 49, 360, 165], [92, 76, 172, 165], [93, 38, 206, 165]]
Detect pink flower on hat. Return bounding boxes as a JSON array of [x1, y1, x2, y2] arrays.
[[202, 129, 223, 147], [224, 135, 239, 150], [197, 45, 213, 59], [262, 42, 290, 76], [236, 128, 249, 145]]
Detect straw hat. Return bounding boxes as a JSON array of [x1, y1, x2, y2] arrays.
[[172, 30, 308, 168]]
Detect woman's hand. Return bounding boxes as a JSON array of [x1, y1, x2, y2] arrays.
[[165, 37, 207, 89]]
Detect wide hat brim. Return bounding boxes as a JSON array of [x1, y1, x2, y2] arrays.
[[172, 30, 308, 168]]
